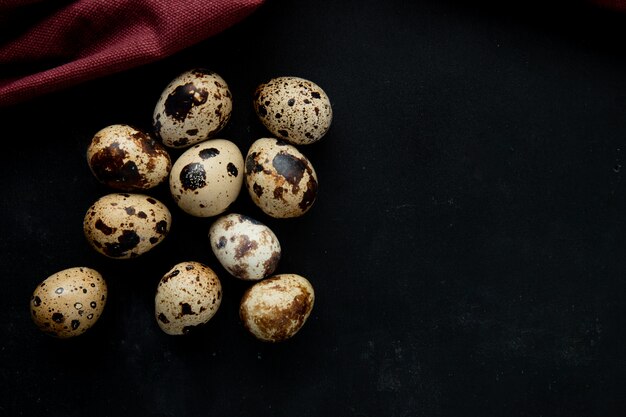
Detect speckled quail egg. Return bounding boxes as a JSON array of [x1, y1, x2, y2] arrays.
[[209, 213, 281, 280], [239, 273, 314, 342], [84, 193, 171, 259], [169, 139, 244, 217], [254, 76, 332, 145], [244, 138, 318, 218], [87, 124, 172, 190], [155, 261, 222, 335], [153, 69, 232, 148], [30, 267, 107, 338]]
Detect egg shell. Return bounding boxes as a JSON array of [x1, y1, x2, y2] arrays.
[[87, 124, 172, 191], [169, 139, 244, 217], [244, 138, 318, 218], [153, 69, 232, 148], [209, 213, 281, 281], [30, 267, 107, 338], [155, 261, 222, 335], [84, 193, 171, 259], [254, 76, 332, 145], [239, 274, 315, 342]]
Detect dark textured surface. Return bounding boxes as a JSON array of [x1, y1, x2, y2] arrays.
[[2, 0, 626, 416]]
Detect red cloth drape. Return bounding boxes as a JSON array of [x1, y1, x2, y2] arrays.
[[0, 0, 264, 106]]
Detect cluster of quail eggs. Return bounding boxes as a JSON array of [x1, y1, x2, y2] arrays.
[[30, 69, 331, 343]]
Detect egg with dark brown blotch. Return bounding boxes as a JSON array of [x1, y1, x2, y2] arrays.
[[87, 124, 172, 191], [30, 267, 107, 338], [254, 76, 332, 145], [169, 139, 244, 217], [209, 213, 281, 280], [83, 193, 171, 259], [155, 261, 222, 335], [239, 274, 314, 342], [244, 138, 318, 218], [153, 69, 232, 148]]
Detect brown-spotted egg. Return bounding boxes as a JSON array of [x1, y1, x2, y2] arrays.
[[30, 267, 107, 338], [209, 213, 281, 280], [87, 124, 172, 191], [244, 138, 318, 218], [254, 76, 332, 145], [169, 139, 244, 217], [239, 273, 315, 342], [153, 69, 232, 148], [155, 261, 222, 335], [83, 193, 171, 259]]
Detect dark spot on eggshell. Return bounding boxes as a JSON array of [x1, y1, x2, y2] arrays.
[[311, 91, 321, 99], [180, 163, 206, 190], [305, 132, 314, 139], [55, 287, 63, 294], [137, 211, 147, 219], [90, 301, 97, 308], [125, 207, 135, 215], [299, 177, 318, 211], [275, 140, 288, 146], [147, 198, 157, 204], [234, 235, 258, 260], [252, 183, 264, 197], [246, 152, 264, 174], [257, 105, 267, 117], [263, 251, 281, 276], [158, 313, 170, 324], [303, 99, 311, 104], [173, 138, 189, 147], [229, 264, 249, 279], [227, 162, 238, 177], [180, 303, 194, 316], [149, 237, 159, 244], [164, 82, 208, 122], [103, 229, 140, 257], [95, 219, 115, 235], [182, 325, 200, 334], [216, 236, 227, 249], [87, 314, 94, 320], [33, 296, 41, 307], [273, 187, 285, 200], [186, 129, 199, 136], [52, 313, 64, 323], [71, 320, 80, 330], [185, 264, 195, 271], [162, 269, 179, 283], [272, 152, 306, 188], [288, 98, 295, 106], [199, 148, 220, 159], [277, 129, 289, 137], [156, 220, 168, 234], [90, 142, 146, 190]]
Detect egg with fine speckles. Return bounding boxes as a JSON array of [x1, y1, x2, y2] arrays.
[[254, 76, 332, 145], [239, 273, 315, 342], [169, 139, 244, 217], [87, 124, 172, 191], [209, 213, 281, 280], [244, 138, 318, 218], [30, 267, 107, 338], [155, 261, 222, 335], [83, 193, 171, 259], [153, 69, 232, 148]]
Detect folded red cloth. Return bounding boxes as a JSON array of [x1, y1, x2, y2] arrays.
[[0, 0, 264, 106], [594, 0, 626, 10]]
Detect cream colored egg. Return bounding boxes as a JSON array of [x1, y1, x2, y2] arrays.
[[30, 267, 107, 338], [254, 76, 332, 145], [244, 138, 318, 218], [239, 274, 314, 342], [169, 139, 244, 217], [84, 193, 171, 259], [153, 69, 232, 148], [87, 124, 172, 190], [155, 261, 222, 335], [209, 213, 281, 281]]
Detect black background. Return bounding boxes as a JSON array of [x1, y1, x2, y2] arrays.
[[2, 0, 626, 416]]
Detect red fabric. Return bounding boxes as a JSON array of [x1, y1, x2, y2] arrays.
[[0, 0, 264, 106]]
